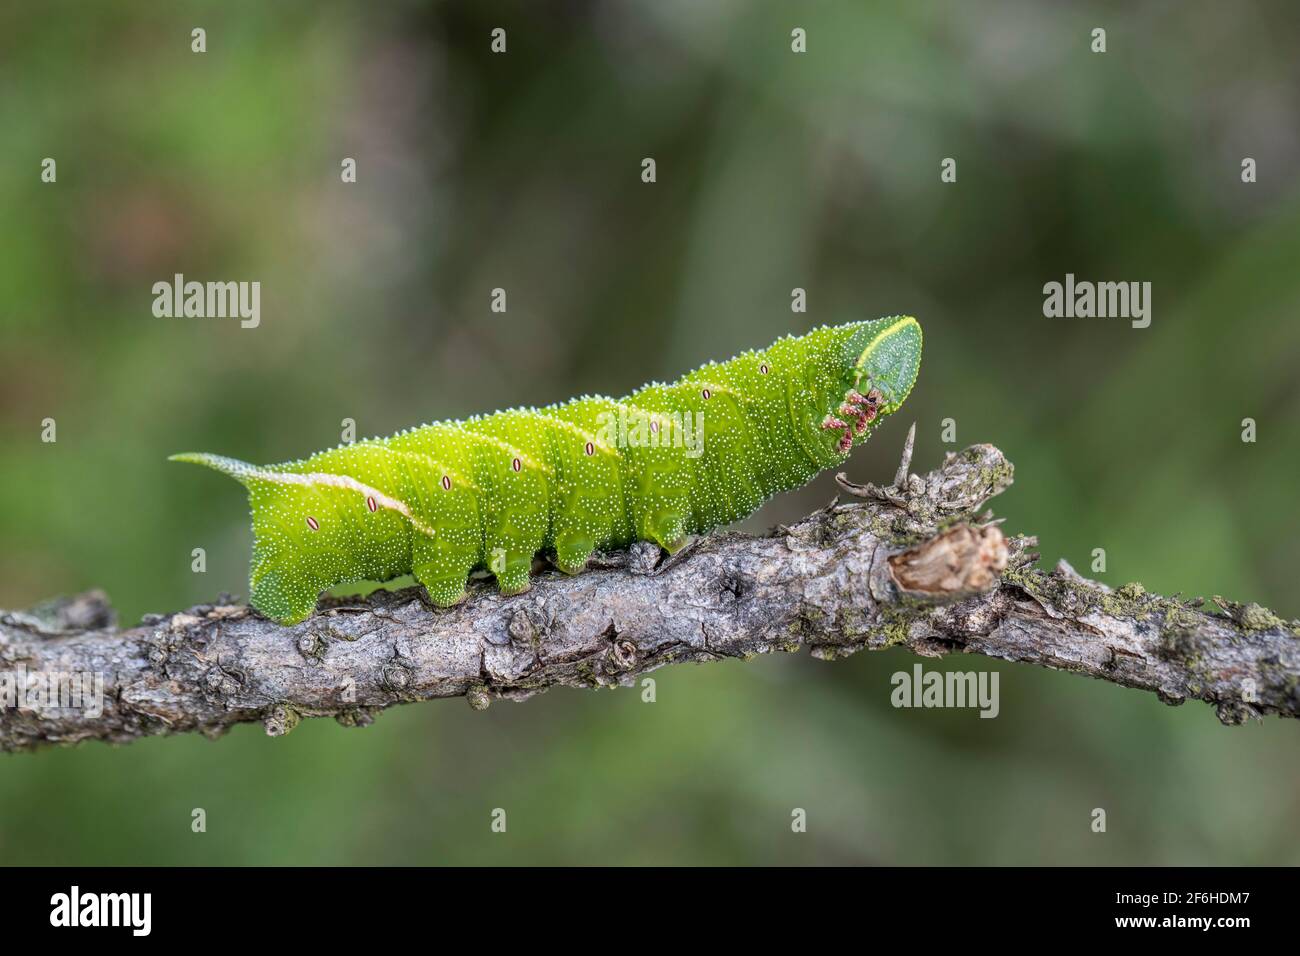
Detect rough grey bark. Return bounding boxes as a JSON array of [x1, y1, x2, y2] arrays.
[[2, 442, 1296, 753]]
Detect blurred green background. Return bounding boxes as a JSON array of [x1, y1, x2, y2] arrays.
[[1, 0, 1297, 864]]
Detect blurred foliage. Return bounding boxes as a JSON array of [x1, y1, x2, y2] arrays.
[[1, 0, 1297, 864]]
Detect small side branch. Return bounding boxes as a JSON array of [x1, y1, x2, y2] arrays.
[[1, 443, 1296, 753]]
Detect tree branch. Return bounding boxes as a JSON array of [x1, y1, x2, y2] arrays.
[[2, 442, 1297, 753]]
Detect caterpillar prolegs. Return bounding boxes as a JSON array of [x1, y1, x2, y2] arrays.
[[173, 316, 922, 624]]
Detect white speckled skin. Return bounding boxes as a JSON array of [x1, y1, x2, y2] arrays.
[[172, 317, 921, 623]]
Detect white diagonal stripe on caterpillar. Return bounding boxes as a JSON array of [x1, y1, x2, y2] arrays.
[[246, 467, 437, 538]]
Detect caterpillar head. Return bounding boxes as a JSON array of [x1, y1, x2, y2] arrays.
[[822, 316, 922, 454]]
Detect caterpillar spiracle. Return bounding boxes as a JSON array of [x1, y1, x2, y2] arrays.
[[172, 316, 922, 624]]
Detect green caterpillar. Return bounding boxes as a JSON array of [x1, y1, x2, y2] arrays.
[[173, 317, 922, 624]]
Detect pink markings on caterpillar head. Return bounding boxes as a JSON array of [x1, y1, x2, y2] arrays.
[[584, 441, 594, 456], [366, 495, 377, 513], [305, 515, 320, 532], [701, 388, 711, 400], [441, 475, 452, 491], [760, 363, 769, 375], [511, 457, 522, 472], [840, 387, 881, 436], [839, 402, 869, 435], [822, 412, 856, 454], [859, 388, 881, 424]]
